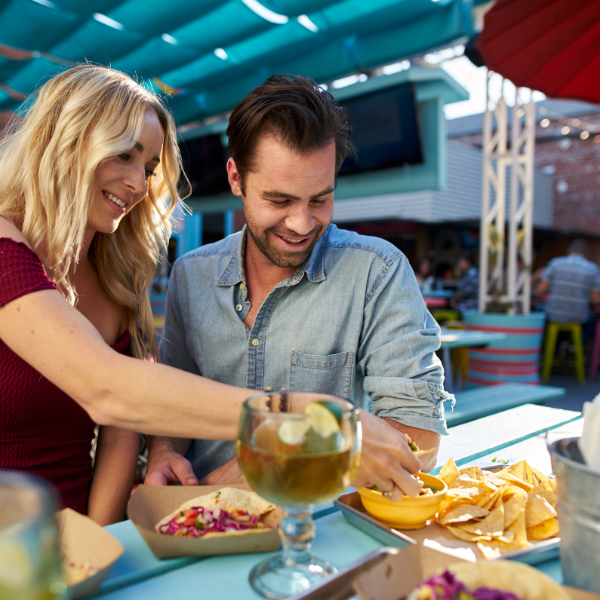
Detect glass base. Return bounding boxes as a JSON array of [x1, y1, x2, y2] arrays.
[[249, 552, 338, 599]]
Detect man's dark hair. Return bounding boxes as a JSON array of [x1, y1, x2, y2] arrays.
[[568, 238, 589, 257], [460, 250, 477, 267], [226, 74, 354, 192]]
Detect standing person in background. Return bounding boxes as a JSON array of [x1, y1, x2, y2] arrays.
[[537, 239, 600, 342], [450, 251, 479, 314]]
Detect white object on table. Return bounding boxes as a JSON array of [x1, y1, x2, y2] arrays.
[[580, 393, 600, 470]]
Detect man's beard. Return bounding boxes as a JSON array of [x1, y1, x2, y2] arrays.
[[246, 222, 324, 268]]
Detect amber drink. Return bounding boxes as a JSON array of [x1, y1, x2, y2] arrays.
[[236, 392, 361, 600]]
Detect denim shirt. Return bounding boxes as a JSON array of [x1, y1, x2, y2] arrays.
[[160, 224, 453, 479]]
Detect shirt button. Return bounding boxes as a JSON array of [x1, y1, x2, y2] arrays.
[[240, 282, 245, 290], [251, 338, 259, 347], [235, 304, 243, 312]]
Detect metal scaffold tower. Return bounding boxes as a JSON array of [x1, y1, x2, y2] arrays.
[[479, 72, 536, 315]]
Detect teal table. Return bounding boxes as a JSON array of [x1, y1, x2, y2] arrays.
[[93, 405, 581, 599], [439, 329, 507, 391]]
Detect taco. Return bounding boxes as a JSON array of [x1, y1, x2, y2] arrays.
[[155, 487, 276, 539], [407, 560, 570, 600]]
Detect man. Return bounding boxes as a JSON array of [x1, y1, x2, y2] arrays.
[[146, 75, 453, 499], [450, 251, 479, 314], [538, 239, 600, 341]]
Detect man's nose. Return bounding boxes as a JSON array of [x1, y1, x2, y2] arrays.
[[286, 203, 315, 235]]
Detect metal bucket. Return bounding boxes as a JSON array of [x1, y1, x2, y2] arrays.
[[549, 437, 600, 593]]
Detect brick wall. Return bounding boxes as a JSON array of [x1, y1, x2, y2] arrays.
[[451, 112, 600, 237]]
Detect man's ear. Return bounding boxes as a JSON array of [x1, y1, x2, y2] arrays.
[[227, 157, 243, 197]]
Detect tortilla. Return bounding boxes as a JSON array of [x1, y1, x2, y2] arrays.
[[155, 487, 276, 537], [446, 560, 570, 600]]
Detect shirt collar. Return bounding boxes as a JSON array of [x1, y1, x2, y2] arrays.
[[217, 224, 331, 287]]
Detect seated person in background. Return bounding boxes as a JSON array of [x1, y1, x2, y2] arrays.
[[0, 69, 428, 513], [537, 239, 600, 343], [415, 258, 436, 294], [450, 251, 479, 314], [146, 74, 454, 500]]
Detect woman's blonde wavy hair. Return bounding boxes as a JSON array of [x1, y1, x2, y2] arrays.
[[0, 64, 188, 360]]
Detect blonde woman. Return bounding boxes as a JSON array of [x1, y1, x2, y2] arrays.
[[0, 66, 425, 519]]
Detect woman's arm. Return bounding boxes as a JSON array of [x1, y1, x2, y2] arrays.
[[87, 426, 140, 526]]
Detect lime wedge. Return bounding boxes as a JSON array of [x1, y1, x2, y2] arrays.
[[305, 401, 341, 438], [278, 421, 310, 446]]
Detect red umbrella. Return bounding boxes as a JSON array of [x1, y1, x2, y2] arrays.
[[476, 0, 600, 103]]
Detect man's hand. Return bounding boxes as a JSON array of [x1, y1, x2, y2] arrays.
[[198, 457, 246, 486], [382, 418, 441, 473], [144, 437, 198, 486], [353, 411, 423, 501]]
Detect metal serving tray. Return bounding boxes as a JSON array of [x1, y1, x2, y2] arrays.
[[334, 491, 560, 566], [288, 546, 400, 600]]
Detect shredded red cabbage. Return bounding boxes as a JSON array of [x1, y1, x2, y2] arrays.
[[416, 571, 521, 600], [158, 505, 269, 538]]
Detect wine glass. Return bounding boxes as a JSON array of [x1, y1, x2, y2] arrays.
[[236, 392, 361, 600]]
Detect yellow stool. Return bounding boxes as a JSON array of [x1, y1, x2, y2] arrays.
[[542, 322, 585, 385], [432, 309, 461, 324]]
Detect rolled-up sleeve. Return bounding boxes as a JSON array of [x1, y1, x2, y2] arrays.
[[358, 253, 454, 436]]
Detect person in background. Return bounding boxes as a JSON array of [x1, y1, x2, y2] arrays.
[[145, 74, 454, 501], [537, 239, 600, 343], [415, 258, 436, 294], [450, 251, 479, 314], [0, 67, 423, 518]]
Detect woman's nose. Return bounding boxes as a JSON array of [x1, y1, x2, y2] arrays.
[[124, 166, 147, 195]]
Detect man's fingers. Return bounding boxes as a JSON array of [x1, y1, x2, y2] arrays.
[[144, 469, 169, 486], [173, 458, 198, 486], [390, 468, 422, 497]]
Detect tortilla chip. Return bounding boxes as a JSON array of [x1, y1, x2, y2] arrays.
[[497, 471, 534, 492], [528, 485, 557, 509], [438, 457, 461, 486], [527, 517, 559, 540], [525, 493, 557, 528], [505, 510, 528, 545], [460, 504, 505, 537], [502, 488, 527, 529], [449, 475, 492, 491], [414, 447, 436, 458], [437, 504, 490, 526], [447, 526, 492, 543], [476, 485, 507, 511], [459, 466, 485, 481], [507, 460, 535, 485]]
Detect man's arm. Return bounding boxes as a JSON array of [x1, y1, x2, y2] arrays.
[[357, 250, 451, 468]]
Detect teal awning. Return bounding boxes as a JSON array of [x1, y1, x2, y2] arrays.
[[0, 0, 474, 124]]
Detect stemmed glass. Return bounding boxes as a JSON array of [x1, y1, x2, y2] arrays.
[[236, 392, 361, 599]]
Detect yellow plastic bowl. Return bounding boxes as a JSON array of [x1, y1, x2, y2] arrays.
[[357, 472, 447, 530]]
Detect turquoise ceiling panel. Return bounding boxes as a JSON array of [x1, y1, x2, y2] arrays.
[[108, 0, 223, 37], [50, 18, 144, 63], [0, 0, 474, 125], [52, 0, 124, 16], [260, 0, 341, 17], [112, 37, 199, 79], [0, 0, 80, 51], [170, 0, 274, 54], [6, 56, 66, 94]]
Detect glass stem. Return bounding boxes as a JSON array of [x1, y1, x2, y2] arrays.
[[278, 509, 315, 567]]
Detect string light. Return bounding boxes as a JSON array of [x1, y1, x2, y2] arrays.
[[595, 135, 600, 143], [540, 118, 550, 128], [580, 131, 590, 140], [561, 126, 570, 135]]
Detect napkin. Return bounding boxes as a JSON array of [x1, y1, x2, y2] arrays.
[[580, 393, 600, 470]]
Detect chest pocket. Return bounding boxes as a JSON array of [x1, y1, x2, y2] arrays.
[[289, 351, 355, 401]]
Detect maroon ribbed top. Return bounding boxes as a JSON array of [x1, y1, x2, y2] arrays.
[[0, 237, 132, 513]]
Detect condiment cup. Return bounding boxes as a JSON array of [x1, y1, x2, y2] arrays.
[[357, 472, 447, 529]]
